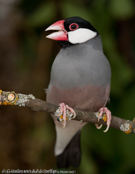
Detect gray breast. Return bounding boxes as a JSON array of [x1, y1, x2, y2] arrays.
[[50, 35, 111, 89]]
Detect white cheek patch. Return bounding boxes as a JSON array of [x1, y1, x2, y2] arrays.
[[68, 28, 97, 44]]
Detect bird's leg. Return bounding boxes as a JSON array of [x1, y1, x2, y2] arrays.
[[55, 103, 76, 128], [95, 107, 111, 132], [59, 103, 67, 127]]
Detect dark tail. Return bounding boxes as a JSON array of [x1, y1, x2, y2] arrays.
[[56, 131, 81, 168]]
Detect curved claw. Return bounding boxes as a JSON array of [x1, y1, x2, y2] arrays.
[[66, 105, 76, 118], [96, 107, 112, 132], [58, 103, 76, 128], [104, 125, 109, 133], [95, 124, 102, 129]]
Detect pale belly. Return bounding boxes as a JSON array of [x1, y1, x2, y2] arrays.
[[46, 84, 110, 112]]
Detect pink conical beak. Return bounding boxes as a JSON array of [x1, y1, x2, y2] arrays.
[[45, 20, 68, 41]]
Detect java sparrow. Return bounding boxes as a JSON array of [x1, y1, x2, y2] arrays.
[[46, 17, 111, 168]]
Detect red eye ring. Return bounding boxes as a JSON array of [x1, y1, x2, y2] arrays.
[[69, 23, 79, 31]]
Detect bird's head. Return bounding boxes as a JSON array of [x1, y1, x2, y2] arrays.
[[45, 17, 98, 47]]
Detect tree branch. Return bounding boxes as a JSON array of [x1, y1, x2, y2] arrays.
[[0, 90, 135, 134]]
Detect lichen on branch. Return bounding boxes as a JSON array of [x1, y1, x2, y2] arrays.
[[0, 90, 135, 134]]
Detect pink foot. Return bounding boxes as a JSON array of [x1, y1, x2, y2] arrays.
[[95, 107, 111, 132], [59, 103, 76, 128]]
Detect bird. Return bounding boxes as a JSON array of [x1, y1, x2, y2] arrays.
[[45, 16, 111, 168]]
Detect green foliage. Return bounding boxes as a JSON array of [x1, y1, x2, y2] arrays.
[[19, 0, 135, 173], [1, 0, 135, 173], [109, 0, 135, 19], [61, 1, 91, 21], [26, 1, 56, 27]]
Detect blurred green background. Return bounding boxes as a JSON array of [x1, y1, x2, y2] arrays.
[[0, 0, 135, 173]]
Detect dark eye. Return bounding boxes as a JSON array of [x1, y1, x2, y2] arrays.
[[69, 23, 79, 31]]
